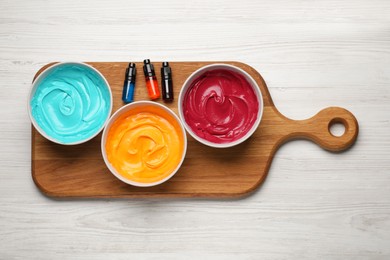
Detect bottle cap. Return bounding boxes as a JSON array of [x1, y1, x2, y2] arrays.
[[126, 62, 136, 81], [161, 62, 171, 79], [143, 59, 155, 77]]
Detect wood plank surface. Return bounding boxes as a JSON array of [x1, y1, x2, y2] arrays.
[[1, 0, 389, 259], [31, 62, 358, 198]]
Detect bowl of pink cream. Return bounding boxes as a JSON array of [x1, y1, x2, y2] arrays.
[[178, 64, 263, 148]]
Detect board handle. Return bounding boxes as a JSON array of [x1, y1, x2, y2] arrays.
[[281, 107, 359, 152]]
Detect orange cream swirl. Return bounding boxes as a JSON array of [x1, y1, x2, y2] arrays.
[[105, 105, 185, 184]]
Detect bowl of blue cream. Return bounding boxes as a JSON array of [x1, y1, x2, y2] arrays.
[[28, 62, 113, 145]]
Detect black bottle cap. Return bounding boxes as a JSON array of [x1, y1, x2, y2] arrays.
[[125, 63, 136, 82], [161, 62, 171, 79], [143, 59, 155, 77]]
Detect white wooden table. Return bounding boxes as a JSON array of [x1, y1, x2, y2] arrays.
[[1, 0, 389, 259]]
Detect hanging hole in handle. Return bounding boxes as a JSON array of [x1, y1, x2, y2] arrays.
[[328, 118, 347, 137]]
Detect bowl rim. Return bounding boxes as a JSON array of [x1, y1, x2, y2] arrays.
[[101, 101, 188, 187], [177, 63, 264, 148], [28, 62, 113, 145]]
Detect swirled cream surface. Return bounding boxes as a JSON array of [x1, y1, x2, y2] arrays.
[[30, 63, 111, 144], [183, 69, 259, 144], [105, 105, 185, 184]]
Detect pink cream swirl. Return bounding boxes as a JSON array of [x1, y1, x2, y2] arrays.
[[183, 69, 259, 144]]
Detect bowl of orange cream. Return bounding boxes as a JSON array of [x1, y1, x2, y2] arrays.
[[101, 101, 187, 187]]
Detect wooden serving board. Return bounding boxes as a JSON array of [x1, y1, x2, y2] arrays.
[[31, 62, 359, 198]]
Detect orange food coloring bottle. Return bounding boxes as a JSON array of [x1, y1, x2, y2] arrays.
[[143, 59, 160, 100]]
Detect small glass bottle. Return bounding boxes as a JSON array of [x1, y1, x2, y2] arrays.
[[143, 59, 160, 100], [161, 62, 174, 102], [122, 63, 136, 103]]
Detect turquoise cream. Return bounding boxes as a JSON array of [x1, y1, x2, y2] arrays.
[[30, 63, 111, 144]]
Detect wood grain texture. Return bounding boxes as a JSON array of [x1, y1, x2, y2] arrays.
[[31, 62, 358, 198], [1, 0, 390, 259]]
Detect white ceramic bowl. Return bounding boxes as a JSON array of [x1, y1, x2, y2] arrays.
[[101, 101, 187, 187], [178, 64, 263, 148], [28, 62, 113, 145]]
